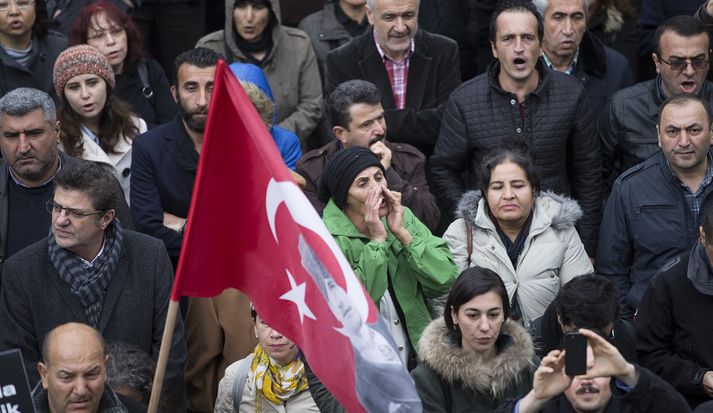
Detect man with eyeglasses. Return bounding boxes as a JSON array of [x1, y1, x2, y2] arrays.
[[0, 160, 187, 412], [596, 93, 713, 321], [0, 87, 132, 278], [0, 0, 66, 103], [599, 15, 713, 190]]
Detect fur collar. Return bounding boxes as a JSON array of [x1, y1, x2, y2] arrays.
[[603, 4, 624, 34], [418, 318, 536, 397], [455, 190, 582, 233]]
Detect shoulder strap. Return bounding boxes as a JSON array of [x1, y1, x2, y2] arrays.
[[137, 59, 155, 100], [232, 354, 254, 411], [466, 220, 473, 268]]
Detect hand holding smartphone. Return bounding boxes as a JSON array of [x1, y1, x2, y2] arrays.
[[564, 332, 587, 376]]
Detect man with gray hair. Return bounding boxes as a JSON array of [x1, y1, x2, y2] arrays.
[[324, 0, 461, 156], [0, 87, 131, 278], [533, 0, 632, 118]]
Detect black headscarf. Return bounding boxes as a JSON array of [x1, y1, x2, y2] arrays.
[[318, 147, 385, 209]]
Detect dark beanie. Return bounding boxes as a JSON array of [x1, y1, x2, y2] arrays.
[[318, 147, 385, 209]]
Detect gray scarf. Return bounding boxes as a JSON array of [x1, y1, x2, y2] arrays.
[[47, 219, 124, 328]]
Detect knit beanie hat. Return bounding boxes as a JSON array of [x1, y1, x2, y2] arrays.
[[53, 45, 116, 99], [318, 146, 385, 209]]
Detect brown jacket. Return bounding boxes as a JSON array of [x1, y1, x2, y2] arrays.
[[184, 289, 258, 413], [295, 139, 440, 232]]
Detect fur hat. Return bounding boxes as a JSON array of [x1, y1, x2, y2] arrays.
[[53, 45, 115, 99]]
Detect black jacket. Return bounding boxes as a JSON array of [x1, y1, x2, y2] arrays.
[[494, 365, 691, 413], [568, 32, 633, 120], [635, 242, 713, 409], [595, 150, 713, 319], [599, 79, 713, 187], [115, 58, 176, 128], [429, 61, 602, 255], [0, 31, 66, 103], [0, 152, 133, 277], [325, 27, 461, 154]]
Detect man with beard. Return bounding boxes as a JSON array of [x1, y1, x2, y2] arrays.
[[494, 328, 689, 413], [130, 47, 220, 264]]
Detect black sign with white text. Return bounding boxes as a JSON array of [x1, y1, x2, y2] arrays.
[[0, 349, 36, 413]]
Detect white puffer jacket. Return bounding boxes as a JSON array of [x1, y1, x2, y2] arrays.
[[443, 191, 593, 326]]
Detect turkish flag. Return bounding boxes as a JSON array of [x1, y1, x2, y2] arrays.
[[171, 60, 422, 413]]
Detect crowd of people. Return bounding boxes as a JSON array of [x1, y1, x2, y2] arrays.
[[1, 0, 713, 411]]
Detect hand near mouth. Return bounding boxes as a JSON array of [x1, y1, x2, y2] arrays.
[[364, 186, 387, 242]]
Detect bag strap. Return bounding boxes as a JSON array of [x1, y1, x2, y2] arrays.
[[137, 59, 155, 100], [232, 353, 254, 411], [466, 220, 473, 268]]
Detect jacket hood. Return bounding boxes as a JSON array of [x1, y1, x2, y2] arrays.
[[225, 0, 282, 32], [224, 0, 282, 61], [418, 318, 535, 396], [229, 62, 278, 125], [455, 190, 583, 233]]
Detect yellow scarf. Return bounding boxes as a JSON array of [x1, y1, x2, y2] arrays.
[[250, 344, 308, 408]]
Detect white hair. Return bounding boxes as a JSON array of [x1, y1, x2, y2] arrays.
[[532, 0, 590, 18], [365, 0, 420, 12]]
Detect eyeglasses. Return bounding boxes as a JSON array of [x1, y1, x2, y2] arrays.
[[658, 56, 710, 71], [46, 200, 105, 218], [0, 0, 34, 11]]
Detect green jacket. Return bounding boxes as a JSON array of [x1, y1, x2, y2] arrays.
[[322, 199, 457, 352]]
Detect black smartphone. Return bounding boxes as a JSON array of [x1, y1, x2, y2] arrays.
[[564, 332, 587, 376]]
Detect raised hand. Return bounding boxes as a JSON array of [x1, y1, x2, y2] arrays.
[[370, 141, 392, 171], [534, 350, 572, 400], [364, 185, 387, 242], [578, 328, 637, 386], [383, 188, 412, 245]]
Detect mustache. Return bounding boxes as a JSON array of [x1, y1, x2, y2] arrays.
[[576, 384, 600, 395]]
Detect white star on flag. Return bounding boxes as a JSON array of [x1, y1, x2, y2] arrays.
[[280, 270, 316, 323]]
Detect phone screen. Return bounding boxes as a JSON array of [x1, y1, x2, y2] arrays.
[[564, 332, 587, 376]]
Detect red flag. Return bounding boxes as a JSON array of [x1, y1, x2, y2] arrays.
[[171, 60, 422, 413]]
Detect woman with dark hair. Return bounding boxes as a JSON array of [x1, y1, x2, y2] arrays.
[[53, 44, 146, 205], [196, 0, 322, 145], [68, 0, 175, 127], [0, 0, 66, 101], [318, 146, 457, 367], [412, 266, 538, 412], [443, 146, 592, 327], [215, 306, 318, 412]]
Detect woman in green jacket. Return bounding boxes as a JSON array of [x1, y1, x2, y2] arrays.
[[318, 146, 457, 367]]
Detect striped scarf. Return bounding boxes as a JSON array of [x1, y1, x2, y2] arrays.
[[47, 220, 123, 328], [250, 344, 307, 408]]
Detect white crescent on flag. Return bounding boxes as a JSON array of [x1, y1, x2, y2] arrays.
[[265, 178, 370, 322]]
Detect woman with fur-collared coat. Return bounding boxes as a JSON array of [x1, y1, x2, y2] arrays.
[[443, 147, 592, 327], [412, 267, 537, 413]]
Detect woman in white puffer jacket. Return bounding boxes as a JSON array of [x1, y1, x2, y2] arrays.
[[443, 146, 593, 327]]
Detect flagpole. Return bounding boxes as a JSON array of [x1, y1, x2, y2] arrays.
[[147, 299, 180, 413]]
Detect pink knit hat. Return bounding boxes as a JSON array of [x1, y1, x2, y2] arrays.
[[53, 45, 116, 99]]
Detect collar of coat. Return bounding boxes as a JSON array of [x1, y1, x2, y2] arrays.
[[455, 190, 583, 235], [418, 317, 536, 396]]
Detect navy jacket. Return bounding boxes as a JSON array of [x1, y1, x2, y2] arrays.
[[130, 117, 195, 259], [595, 150, 713, 319], [635, 242, 713, 409]]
